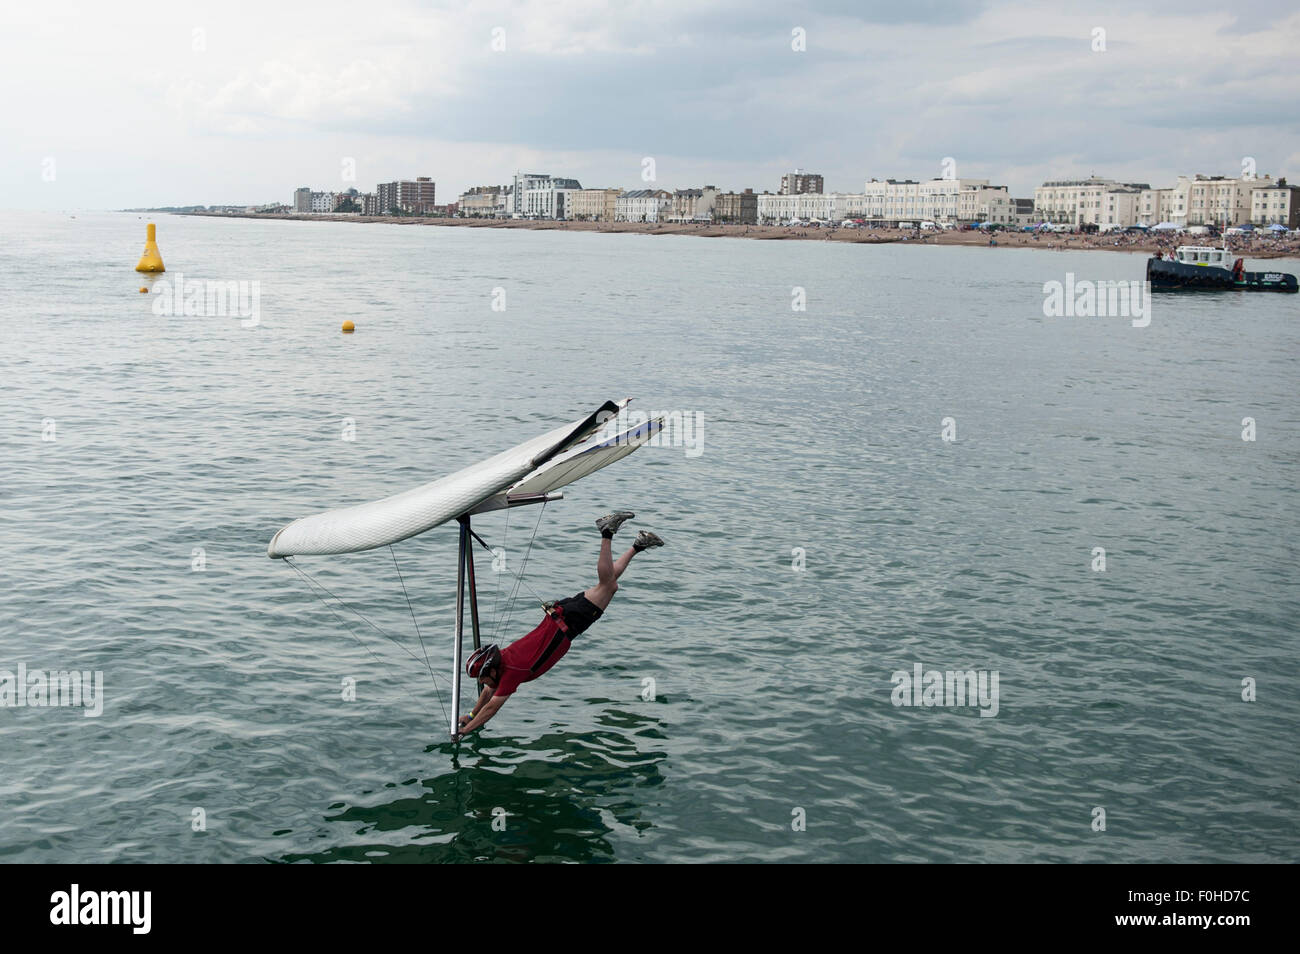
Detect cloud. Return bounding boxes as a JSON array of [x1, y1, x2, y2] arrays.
[[2, 0, 1297, 207]]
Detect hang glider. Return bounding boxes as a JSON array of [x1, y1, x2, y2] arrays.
[[268, 399, 661, 558], [267, 400, 662, 740]]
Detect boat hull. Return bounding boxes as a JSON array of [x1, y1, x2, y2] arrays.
[[1147, 257, 1298, 292]]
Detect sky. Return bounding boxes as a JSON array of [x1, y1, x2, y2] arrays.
[[4, 0, 1298, 209]]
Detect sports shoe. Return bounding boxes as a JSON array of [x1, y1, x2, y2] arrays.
[[633, 530, 664, 551], [596, 511, 635, 536]]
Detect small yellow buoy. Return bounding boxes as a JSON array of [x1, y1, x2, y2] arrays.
[[135, 223, 165, 273], [342, 320, 355, 333], [139, 286, 148, 293]]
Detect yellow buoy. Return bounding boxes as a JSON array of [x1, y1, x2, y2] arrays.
[[138, 287, 148, 293], [342, 320, 355, 333], [135, 223, 165, 273]]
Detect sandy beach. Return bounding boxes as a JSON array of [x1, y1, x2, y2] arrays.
[[181, 210, 1300, 259]]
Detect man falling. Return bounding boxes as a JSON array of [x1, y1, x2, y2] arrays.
[[454, 511, 663, 740]]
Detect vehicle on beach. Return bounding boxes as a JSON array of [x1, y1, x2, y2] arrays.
[[1146, 244, 1298, 292], [919, 221, 937, 230]]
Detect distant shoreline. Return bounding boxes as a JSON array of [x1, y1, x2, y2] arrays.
[[173, 210, 1300, 259]]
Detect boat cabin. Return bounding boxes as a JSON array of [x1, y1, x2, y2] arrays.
[[1173, 246, 1234, 267]]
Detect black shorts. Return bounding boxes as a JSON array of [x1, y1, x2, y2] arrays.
[[554, 592, 603, 637]]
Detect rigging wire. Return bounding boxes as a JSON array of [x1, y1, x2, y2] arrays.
[[283, 556, 450, 728], [390, 546, 434, 680], [491, 500, 548, 642], [489, 503, 510, 630]]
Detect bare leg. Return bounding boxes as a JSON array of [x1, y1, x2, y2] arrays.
[[584, 538, 637, 610]]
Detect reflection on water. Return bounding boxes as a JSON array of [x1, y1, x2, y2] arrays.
[[279, 715, 666, 864]]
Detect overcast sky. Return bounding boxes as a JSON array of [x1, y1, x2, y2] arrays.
[[5, 0, 1297, 209]]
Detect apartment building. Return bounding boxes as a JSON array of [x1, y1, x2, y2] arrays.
[[511, 173, 582, 218], [1034, 177, 1152, 226], [568, 187, 621, 221], [757, 192, 835, 222], [1136, 187, 1174, 226], [1175, 174, 1274, 226], [458, 185, 508, 217], [859, 177, 1009, 225], [780, 171, 824, 195], [1251, 182, 1299, 227], [377, 177, 437, 214]]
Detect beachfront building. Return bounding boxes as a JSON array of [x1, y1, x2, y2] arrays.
[[1174, 174, 1274, 226], [715, 189, 758, 224], [377, 177, 437, 214], [953, 184, 1016, 225], [1099, 186, 1143, 228], [832, 193, 869, 219], [1034, 177, 1151, 227], [310, 191, 336, 213], [293, 187, 312, 213], [1136, 188, 1175, 226], [615, 189, 672, 222], [757, 191, 835, 223], [1251, 182, 1299, 227], [668, 187, 719, 222], [857, 178, 1006, 225], [1035, 177, 1117, 225], [511, 173, 582, 219], [458, 185, 506, 217], [568, 187, 622, 222], [781, 171, 824, 195]]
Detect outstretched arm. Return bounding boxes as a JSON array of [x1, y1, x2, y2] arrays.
[[454, 693, 508, 739], [466, 684, 494, 720]]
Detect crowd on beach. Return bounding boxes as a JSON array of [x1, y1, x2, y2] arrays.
[[190, 209, 1300, 258]]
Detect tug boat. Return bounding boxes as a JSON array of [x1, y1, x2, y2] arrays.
[[1147, 245, 1297, 292]]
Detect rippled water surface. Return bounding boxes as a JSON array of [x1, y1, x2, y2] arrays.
[[1, 211, 1297, 863]]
